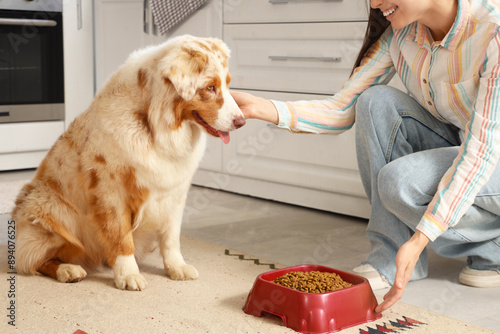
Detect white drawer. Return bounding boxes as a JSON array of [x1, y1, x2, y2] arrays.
[[224, 22, 367, 94], [0, 121, 63, 154], [223, 0, 368, 23], [225, 90, 365, 197]]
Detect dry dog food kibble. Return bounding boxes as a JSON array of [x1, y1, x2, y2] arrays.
[[273, 271, 353, 293]]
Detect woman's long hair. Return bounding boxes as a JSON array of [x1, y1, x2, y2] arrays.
[[351, 8, 391, 75]]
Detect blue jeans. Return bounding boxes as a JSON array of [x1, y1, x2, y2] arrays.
[[355, 85, 500, 284]]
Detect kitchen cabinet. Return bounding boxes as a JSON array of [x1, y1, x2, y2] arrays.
[[90, 0, 372, 218], [193, 90, 370, 218], [94, 0, 145, 91], [192, 0, 372, 218]]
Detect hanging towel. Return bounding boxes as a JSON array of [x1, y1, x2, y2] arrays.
[[150, 0, 208, 34]]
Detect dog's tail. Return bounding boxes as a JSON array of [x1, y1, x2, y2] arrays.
[[50, 219, 85, 251], [16, 214, 86, 275]]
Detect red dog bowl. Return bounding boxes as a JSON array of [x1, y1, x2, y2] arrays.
[[243, 264, 381, 334]]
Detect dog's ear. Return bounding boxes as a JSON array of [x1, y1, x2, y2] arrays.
[[161, 46, 209, 101]]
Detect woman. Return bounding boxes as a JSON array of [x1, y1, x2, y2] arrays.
[[232, 0, 500, 313]]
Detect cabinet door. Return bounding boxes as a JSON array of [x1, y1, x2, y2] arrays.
[[224, 90, 366, 198], [224, 22, 367, 95], [193, 89, 370, 217], [94, 0, 145, 91], [0, 122, 64, 170], [63, 0, 94, 126]]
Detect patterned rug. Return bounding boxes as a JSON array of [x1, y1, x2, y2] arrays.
[[0, 236, 496, 334]]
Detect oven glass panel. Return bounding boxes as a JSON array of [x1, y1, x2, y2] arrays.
[[0, 9, 64, 105]]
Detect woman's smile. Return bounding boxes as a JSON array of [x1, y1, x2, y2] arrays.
[[382, 6, 398, 19]]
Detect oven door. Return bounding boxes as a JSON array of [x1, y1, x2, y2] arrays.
[[0, 9, 64, 123]]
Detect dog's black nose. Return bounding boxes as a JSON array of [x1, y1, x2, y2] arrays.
[[233, 117, 246, 129]]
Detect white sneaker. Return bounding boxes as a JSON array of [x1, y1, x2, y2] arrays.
[[458, 266, 500, 288], [353, 264, 391, 290], [353, 263, 378, 273]]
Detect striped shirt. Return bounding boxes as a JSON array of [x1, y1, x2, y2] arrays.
[[272, 0, 500, 241]]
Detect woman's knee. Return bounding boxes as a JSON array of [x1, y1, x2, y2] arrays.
[[377, 150, 456, 226], [377, 157, 427, 226], [356, 85, 403, 120], [378, 162, 405, 213]]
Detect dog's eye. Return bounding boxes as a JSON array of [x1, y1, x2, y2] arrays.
[[206, 85, 216, 92]]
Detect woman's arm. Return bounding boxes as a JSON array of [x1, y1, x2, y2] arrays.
[[230, 91, 279, 125], [417, 32, 500, 241], [231, 29, 395, 134]]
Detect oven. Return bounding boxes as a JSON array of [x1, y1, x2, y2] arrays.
[[0, 0, 64, 123]]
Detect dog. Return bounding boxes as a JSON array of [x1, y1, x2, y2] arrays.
[[11, 35, 245, 290]]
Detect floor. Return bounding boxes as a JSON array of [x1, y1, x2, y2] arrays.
[[1, 169, 500, 332]]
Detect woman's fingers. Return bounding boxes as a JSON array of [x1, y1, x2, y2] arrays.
[[375, 272, 405, 313], [374, 235, 427, 313]]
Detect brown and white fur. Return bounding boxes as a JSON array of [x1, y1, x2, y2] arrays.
[[11, 35, 245, 290]]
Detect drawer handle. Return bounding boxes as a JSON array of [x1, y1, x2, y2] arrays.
[[77, 0, 83, 30], [269, 0, 343, 3], [0, 18, 57, 27], [269, 56, 341, 62]]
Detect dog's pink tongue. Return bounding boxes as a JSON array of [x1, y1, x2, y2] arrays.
[[218, 131, 230, 144]]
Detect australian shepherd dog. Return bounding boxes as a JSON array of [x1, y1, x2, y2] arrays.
[[12, 35, 245, 290]]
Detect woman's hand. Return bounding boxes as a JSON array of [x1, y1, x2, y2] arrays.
[[231, 91, 279, 124], [375, 230, 430, 313]]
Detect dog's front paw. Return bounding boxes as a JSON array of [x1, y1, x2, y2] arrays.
[[57, 264, 87, 283], [166, 264, 199, 280], [114, 273, 147, 291]]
